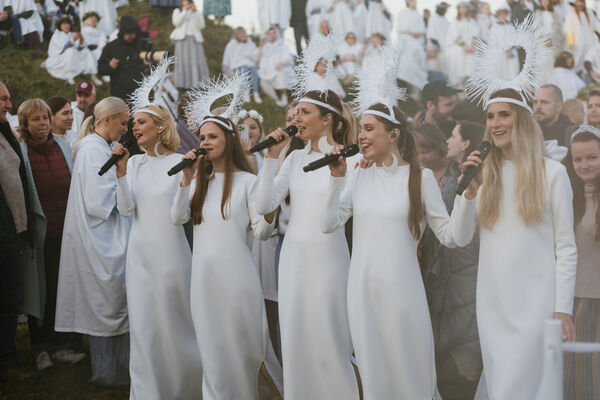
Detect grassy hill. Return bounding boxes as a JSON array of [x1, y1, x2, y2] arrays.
[[1, 1, 286, 132]]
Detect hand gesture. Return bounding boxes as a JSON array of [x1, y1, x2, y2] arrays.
[[460, 149, 484, 199], [109, 57, 120, 70], [180, 149, 203, 187], [264, 128, 290, 159], [327, 145, 347, 177], [112, 143, 130, 178]]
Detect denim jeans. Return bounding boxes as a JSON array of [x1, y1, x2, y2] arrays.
[[236, 65, 259, 94], [9, 14, 22, 43]]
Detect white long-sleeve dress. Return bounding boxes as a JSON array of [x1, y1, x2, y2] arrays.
[[256, 145, 360, 400], [81, 25, 107, 62], [43, 30, 97, 81], [79, 0, 119, 37], [116, 153, 203, 400], [171, 171, 283, 400], [56, 134, 130, 337], [452, 159, 577, 400], [322, 164, 457, 399], [563, 8, 600, 72], [445, 18, 480, 88]]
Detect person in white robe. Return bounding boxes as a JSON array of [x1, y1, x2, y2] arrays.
[[583, 37, 600, 83], [329, 0, 354, 35], [171, 114, 283, 400], [258, 0, 291, 33], [452, 90, 577, 400], [222, 27, 262, 103], [11, 0, 44, 47], [548, 51, 587, 100], [112, 104, 203, 399], [396, 0, 428, 91], [365, 0, 392, 39], [81, 12, 107, 65], [445, 3, 480, 88], [55, 97, 131, 387], [312, 60, 346, 98], [306, 0, 333, 38], [256, 91, 361, 400], [352, 0, 368, 42], [339, 31, 363, 79], [426, 3, 450, 80], [79, 0, 118, 37], [42, 17, 99, 85], [476, 2, 493, 42], [563, 0, 600, 73], [257, 27, 294, 106], [489, 11, 520, 81]]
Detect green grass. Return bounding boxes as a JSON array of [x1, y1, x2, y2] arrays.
[[0, 1, 287, 132]]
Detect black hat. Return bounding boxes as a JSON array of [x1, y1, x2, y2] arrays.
[[422, 80, 461, 104]]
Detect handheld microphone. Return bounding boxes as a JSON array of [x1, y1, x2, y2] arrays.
[[303, 144, 360, 173], [98, 135, 134, 176], [456, 141, 492, 195], [167, 148, 207, 176], [250, 125, 298, 153]]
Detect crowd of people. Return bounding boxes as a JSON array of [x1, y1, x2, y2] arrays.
[[1, 0, 600, 400]]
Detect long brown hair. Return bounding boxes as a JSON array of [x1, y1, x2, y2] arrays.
[[563, 131, 600, 240], [302, 90, 352, 146], [368, 103, 423, 239], [190, 115, 254, 224]]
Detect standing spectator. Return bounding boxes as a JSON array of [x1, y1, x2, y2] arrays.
[[290, 0, 308, 54], [587, 89, 600, 129], [222, 27, 262, 103], [417, 80, 460, 138], [0, 82, 31, 381], [257, 27, 293, 107], [534, 0, 566, 54], [489, 8, 520, 81], [562, 98, 586, 126], [98, 16, 147, 101], [396, 0, 428, 92], [46, 96, 74, 143], [583, 36, 600, 84], [150, 0, 179, 16], [81, 12, 108, 66], [365, 0, 392, 39], [563, 0, 600, 73], [427, 2, 451, 77], [67, 81, 97, 141], [170, 0, 210, 90], [43, 16, 100, 86], [534, 84, 574, 146], [445, 2, 479, 89], [476, 2, 493, 42], [259, 0, 291, 34], [203, 0, 230, 25], [564, 126, 600, 400], [548, 51, 586, 101], [17, 98, 85, 372], [352, 0, 367, 43]]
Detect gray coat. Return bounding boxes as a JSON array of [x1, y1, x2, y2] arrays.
[[19, 136, 72, 322]]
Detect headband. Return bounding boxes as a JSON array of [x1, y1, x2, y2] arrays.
[[571, 125, 600, 143], [136, 107, 162, 119], [201, 117, 234, 133], [299, 97, 340, 114], [485, 97, 533, 114], [363, 109, 401, 125]]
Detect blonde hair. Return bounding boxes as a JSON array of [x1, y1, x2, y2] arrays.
[[342, 102, 358, 145], [479, 90, 547, 229], [134, 104, 179, 151], [17, 98, 52, 141], [73, 97, 129, 156]]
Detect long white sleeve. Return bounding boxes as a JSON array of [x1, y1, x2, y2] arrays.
[[421, 169, 457, 247], [116, 175, 135, 217], [79, 145, 119, 221], [256, 156, 291, 215], [171, 183, 192, 225], [450, 193, 479, 247], [172, 8, 187, 27], [321, 175, 352, 234], [550, 164, 577, 314], [247, 177, 275, 240]]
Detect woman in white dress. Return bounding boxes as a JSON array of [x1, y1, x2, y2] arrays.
[[339, 32, 362, 79], [112, 104, 203, 400], [446, 3, 479, 88], [81, 12, 108, 64], [322, 103, 459, 399], [43, 17, 99, 85], [79, 0, 118, 37], [256, 90, 360, 400], [55, 97, 131, 387], [171, 114, 282, 399], [452, 88, 577, 400], [563, 0, 600, 73]]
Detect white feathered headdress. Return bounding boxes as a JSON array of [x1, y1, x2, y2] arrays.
[[292, 30, 344, 100], [128, 56, 175, 116], [466, 14, 551, 113], [185, 70, 251, 132], [353, 43, 407, 123]]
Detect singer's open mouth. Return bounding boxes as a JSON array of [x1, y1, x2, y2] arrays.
[[492, 131, 506, 136], [134, 133, 143, 140]]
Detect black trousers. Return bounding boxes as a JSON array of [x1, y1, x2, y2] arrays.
[[0, 238, 25, 370], [292, 22, 309, 56]]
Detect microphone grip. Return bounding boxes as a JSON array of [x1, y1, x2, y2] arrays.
[[98, 154, 123, 176], [456, 167, 478, 195], [249, 137, 276, 153], [303, 154, 337, 172], [167, 149, 206, 176]]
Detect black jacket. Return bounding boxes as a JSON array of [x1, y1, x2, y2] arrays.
[[0, 122, 32, 244], [540, 113, 574, 147], [98, 16, 147, 101]]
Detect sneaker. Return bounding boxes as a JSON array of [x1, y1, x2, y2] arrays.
[[280, 93, 288, 106], [102, 75, 110, 83], [51, 349, 86, 365], [36, 352, 54, 372], [67, 77, 75, 85], [243, 92, 250, 104], [91, 75, 103, 86], [253, 92, 263, 104]]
